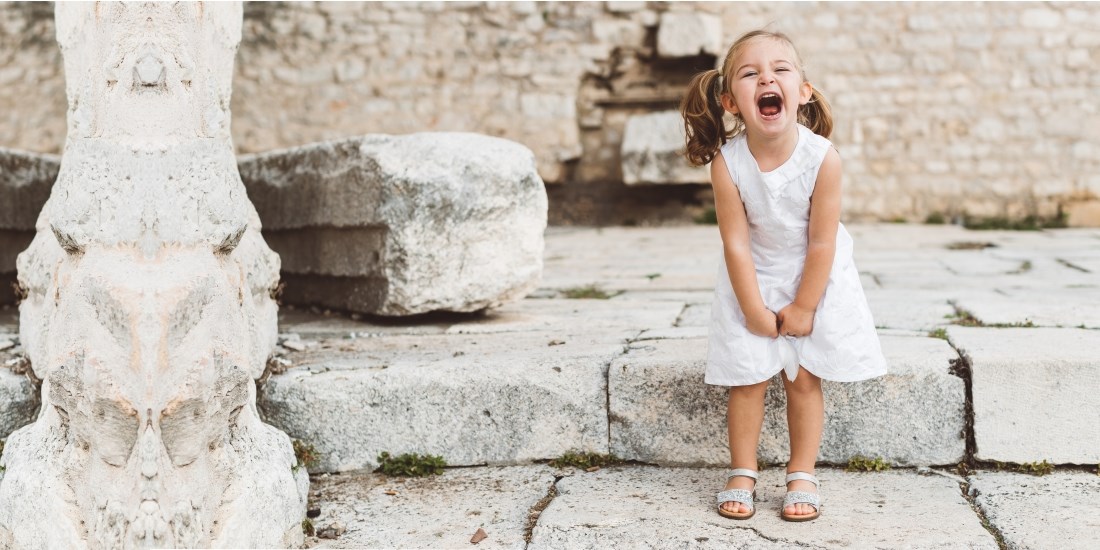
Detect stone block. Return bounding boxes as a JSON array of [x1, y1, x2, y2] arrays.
[[529, 468, 996, 549], [620, 111, 709, 185], [258, 330, 623, 472], [0, 366, 38, 439], [306, 466, 555, 548], [969, 471, 1100, 550], [238, 133, 548, 316], [656, 12, 722, 58], [0, 147, 58, 231], [948, 326, 1100, 464], [608, 335, 965, 466]]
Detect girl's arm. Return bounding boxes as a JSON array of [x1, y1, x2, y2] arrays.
[[711, 154, 779, 339], [777, 147, 842, 336]]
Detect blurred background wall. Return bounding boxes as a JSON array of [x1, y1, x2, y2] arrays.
[[2, 1, 1098, 226]]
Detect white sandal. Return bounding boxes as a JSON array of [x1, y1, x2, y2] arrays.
[[716, 468, 758, 520], [781, 471, 821, 522]]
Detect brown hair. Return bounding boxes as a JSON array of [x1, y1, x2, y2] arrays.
[[680, 30, 833, 167]]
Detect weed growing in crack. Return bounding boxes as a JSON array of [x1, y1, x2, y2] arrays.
[[301, 517, 315, 536], [375, 451, 446, 477], [549, 451, 624, 470], [292, 440, 320, 473], [561, 285, 620, 300], [845, 455, 891, 472], [928, 328, 948, 340], [995, 460, 1054, 476]]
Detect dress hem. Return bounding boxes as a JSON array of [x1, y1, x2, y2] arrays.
[[704, 362, 887, 387]]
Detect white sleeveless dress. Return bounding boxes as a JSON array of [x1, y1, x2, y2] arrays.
[[706, 124, 888, 386]]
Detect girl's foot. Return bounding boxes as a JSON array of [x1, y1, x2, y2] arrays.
[[781, 471, 821, 521], [718, 472, 757, 516]]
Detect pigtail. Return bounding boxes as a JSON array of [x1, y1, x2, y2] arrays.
[[680, 69, 729, 167], [799, 87, 833, 139]]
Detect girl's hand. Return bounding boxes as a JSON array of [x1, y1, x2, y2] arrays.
[[777, 304, 815, 337], [747, 308, 780, 338]]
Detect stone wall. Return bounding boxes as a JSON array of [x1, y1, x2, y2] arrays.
[[2, 1, 1099, 224]]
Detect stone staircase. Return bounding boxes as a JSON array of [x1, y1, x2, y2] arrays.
[[255, 224, 1100, 475]]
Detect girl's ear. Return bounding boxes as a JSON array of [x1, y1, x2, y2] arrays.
[[720, 93, 739, 116], [799, 81, 814, 106]]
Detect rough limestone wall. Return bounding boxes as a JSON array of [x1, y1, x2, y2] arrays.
[[0, 3, 66, 154], [2, 2, 1099, 222]]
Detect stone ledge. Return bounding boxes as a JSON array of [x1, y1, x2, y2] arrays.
[[259, 330, 625, 472], [608, 335, 965, 466], [948, 326, 1100, 464]]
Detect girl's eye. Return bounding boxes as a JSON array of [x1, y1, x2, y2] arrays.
[[776, 67, 790, 72], [741, 71, 757, 78]]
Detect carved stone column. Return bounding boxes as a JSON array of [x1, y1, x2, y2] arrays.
[[0, 3, 306, 547]]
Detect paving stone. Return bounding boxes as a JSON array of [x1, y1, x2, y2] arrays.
[[968, 470, 1100, 550], [541, 227, 719, 293], [948, 327, 1100, 464], [305, 466, 554, 549], [442, 297, 683, 337], [609, 336, 965, 467], [953, 287, 1100, 328], [259, 330, 625, 472], [529, 467, 996, 549], [863, 288, 956, 331]]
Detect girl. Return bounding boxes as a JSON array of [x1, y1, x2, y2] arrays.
[[680, 30, 887, 522]]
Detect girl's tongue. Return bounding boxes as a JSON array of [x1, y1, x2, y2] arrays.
[[758, 94, 782, 117]]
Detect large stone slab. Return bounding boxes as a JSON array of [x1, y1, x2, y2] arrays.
[[307, 466, 554, 549], [969, 471, 1100, 550], [620, 111, 709, 185], [0, 366, 37, 440], [948, 327, 1100, 463], [529, 467, 996, 549], [609, 335, 965, 466], [259, 330, 624, 472], [0, 147, 59, 231], [0, 148, 58, 305], [238, 133, 547, 316]]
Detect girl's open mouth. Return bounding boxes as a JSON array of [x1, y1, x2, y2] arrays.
[[757, 93, 783, 119]]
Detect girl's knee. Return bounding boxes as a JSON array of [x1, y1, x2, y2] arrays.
[[729, 380, 769, 396], [783, 368, 821, 394]]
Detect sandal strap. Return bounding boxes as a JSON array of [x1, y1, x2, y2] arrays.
[[727, 468, 758, 481], [716, 489, 755, 511], [784, 471, 819, 487], [782, 490, 820, 511]]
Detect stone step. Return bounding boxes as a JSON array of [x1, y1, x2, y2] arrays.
[[609, 334, 966, 467], [947, 326, 1100, 464], [259, 299, 970, 473]]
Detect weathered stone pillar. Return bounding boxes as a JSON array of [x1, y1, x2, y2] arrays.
[[0, 3, 306, 548]]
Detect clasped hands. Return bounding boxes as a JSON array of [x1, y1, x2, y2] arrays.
[[747, 303, 815, 339]]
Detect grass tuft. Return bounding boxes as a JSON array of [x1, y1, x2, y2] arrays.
[[846, 455, 891, 472], [694, 207, 718, 225], [962, 213, 1067, 231], [561, 285, 618, 300], [375, 451, 447, 477], [302, 518, 315, 536], [928, 328, 948, 340], [924, 212, 946, 225]]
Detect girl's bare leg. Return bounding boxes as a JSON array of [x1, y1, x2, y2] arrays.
[[721, 379, 769, 514], [783, 366, 824, 517]]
